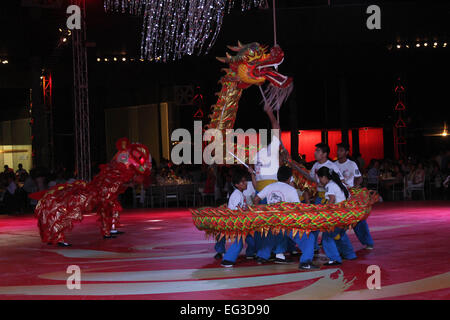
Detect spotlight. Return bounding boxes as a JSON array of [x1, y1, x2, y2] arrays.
[[2, 60, 8, 64], [104, 58, 108, 62], [405, 44, 410, 48], [58, 28, 62, 32], [122, 57, 126, 61], [442, 131, 448, 137], [434, 42, 438, 46], [140, 58, 144, 62], [396, 44, 401, 49], [62, 37, 67, 42], [423, 42, 428, 47], [113, 57, 118, 61], [97, 58, 101, 62], [444, 42, 448, 47], [416, 43, 420, 47]]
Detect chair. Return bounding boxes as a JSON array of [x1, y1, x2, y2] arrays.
[[408, 181, 426, 200], [392, 180, 405, 201], [132, 185, 145, 208], [185, 183, 203, 207], [179, 184, 194, 207], [164, 185, 179, 207], [147, 185, 163, 208], [424, 176, 432, 199], [198, 185, 215, 206], [367, 178, 379, 192]]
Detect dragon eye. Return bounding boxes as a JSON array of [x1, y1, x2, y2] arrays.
[[139, 156, 145, 165]]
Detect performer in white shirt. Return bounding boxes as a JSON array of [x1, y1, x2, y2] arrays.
[[254, 166, 319, 270], [317, 166, 357, 265], [220, 169, 255, 267], [305, 142, 345, 253], [253, 106, 281, 198], [335, 143, 373, 250], [334, 143, 362, 188]]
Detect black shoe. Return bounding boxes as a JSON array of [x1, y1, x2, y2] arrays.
[[110, 230, 125, 235], [299, 262, 319, 270], [322, 260, 342, 266], [290, 250, 300, 256], [214, 253, 223, 260], [221, 260, 234, 268], [269, 253, 276, 261], [274, 257, 292, 264], [245, 254, 257, 260], [103, 235, 117, 239], [57, 242, 72, 247], [257, 257, 270, 264]]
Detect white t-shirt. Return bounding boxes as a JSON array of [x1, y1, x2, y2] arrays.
[[325, 180, 348, 204], [228, 188, 247, 210], [257, 181, 300, 204], [254, 135, 280, 181], [310, 160, 344, 191], [334, 159, 361, 187]]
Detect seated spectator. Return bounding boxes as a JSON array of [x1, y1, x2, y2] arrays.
[[3, 173, 18, 213], [23, 169, 38, 207], [381, 164, 404, 200], [16, 164, 28, 182], [367, 159, 380, 188], [4, 165, 14, 174], [406, 162, 425, 199]]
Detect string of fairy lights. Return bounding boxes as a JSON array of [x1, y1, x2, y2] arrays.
[[389, 40, 448, 50], [103, 0, 267, 62]]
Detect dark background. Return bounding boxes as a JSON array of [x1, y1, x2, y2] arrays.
[[0, 0, 449, 169]]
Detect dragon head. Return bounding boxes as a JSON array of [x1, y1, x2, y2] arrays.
[[216, 41, 293, 89], [112, 138, 152, 179]]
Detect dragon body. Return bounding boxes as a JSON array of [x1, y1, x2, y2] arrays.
[[191, 188, 379, 242]]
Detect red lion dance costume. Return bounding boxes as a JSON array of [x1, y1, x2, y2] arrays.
[[32, 138, 151, 246]]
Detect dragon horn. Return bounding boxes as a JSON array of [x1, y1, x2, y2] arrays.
[[226, 52, 232, 59], [227, 45, 241, 52], [238, 40, 244, 47], [216, 56, 228, 63]]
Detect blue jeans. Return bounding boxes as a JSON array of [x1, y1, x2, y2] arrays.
[[256, 231, 288, 259], [353, 220, 374, 247], [223, 234, 258, 263], [215, 237, 226, 254], [288, 230, 318, 264], [322, 227, 356, 262]]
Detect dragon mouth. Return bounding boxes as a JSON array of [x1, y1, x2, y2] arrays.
[[256, 58, 291, 88]]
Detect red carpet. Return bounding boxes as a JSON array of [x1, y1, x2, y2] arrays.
[[0, 201, 449, 300]]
